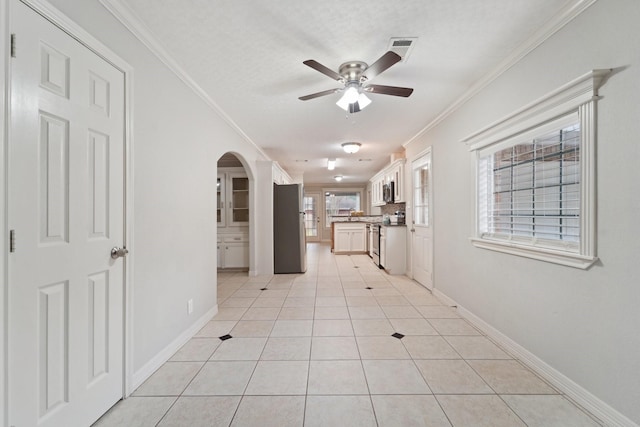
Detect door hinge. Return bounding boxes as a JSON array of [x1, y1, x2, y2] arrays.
[[9, 229, 16, 252], [10, 34, 16, 58]]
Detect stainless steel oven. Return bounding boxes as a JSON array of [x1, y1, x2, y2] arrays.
[[372, 224, 381, 267]]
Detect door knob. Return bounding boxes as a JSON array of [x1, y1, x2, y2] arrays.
[[111, 247, 129, 259]]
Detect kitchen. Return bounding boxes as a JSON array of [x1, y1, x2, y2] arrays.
[[328, 155, 410, 276]]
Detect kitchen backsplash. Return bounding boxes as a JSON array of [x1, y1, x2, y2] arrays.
[[381, 202, 405, 215]]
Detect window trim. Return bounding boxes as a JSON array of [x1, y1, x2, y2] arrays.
[[462, 70, 610, 269], [322, 188, 363, 229]]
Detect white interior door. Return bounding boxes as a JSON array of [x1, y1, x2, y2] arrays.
[[8, 1, 126, 426], [411, 150, 433, 290]]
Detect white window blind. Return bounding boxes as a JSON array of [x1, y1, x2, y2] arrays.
[[478, 117, 581, 250], [465, 70, 608, 269]]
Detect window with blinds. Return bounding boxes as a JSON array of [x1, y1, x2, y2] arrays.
[[465, 70, 606, 268], [478, 117, 581, 251]]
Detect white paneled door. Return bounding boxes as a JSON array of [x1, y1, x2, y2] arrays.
[[8, 2, 126, 426], [411, 150, 433, 290]]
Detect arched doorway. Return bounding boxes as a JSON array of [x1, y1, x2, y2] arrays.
[[216, 153, 251, 272]]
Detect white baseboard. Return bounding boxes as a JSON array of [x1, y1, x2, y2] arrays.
[[130, 305, 218, 392], [436, 289, 637, 427], [433, 288, 457, 307]]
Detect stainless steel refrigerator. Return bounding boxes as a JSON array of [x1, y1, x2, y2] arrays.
[[273, 183, 307, 273]]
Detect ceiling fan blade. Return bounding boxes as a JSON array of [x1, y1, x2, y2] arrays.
[[361, 51, 402, 81], [298, 88, 341, 101], [364, 84, 414, 97], [303, 60, 344, 81]]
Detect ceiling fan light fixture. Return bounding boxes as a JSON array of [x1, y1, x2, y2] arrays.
[[357, 93, 371, 109], [336, 83, 371, 112], [343, 85, 360, 103], [342, 142, 361, 154], [336, 95, 350, 111], [327, 159, 336, 170]]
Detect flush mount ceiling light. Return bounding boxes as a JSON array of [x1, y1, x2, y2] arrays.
[[342, 142, 361, 154], [327, 159, 336, 170], [334, 175, 343, 182]]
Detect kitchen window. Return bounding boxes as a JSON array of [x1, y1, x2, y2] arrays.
[[463, 70, 610, 269], [325, 191, 361, 225]]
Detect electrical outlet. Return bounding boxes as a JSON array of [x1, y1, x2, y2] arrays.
[[187, 299, 193, 315]]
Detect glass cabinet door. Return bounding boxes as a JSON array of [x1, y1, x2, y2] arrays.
[[217, 175, 226, 226], [230, 175, 249, 225]]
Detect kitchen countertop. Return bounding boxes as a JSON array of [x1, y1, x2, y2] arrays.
[[330, 216, 407, 226], [330, 215, 382, 223]]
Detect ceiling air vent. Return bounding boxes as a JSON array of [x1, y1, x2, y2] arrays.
[[387, 37, 418, 63]]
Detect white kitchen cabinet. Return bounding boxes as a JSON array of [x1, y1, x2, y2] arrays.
[[228, 173, 249, 226], [217, 233, 249, 269], [217, 175, 226, 226], [370, 159, 405, 206], [371, 172, 385, 207], [272, 162, 292, 185], [224, 243, 249, 268], [379, 225, 406, 275], [333, 222, 367, 253], [218, 169, 249, 227]]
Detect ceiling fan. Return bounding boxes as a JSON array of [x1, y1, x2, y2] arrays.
[[298, 51, 414, 113]]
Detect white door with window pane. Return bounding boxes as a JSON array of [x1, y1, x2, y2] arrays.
[[411, 151, 433, 289], [304, 194, 321, 242]]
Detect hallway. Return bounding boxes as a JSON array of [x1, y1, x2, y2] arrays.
[[94, 243, 601, 426]]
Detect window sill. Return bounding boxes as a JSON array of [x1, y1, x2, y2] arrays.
[[470, 237, 597, 270]]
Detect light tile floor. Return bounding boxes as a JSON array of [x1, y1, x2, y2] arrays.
[[94, 243, 602, 427]]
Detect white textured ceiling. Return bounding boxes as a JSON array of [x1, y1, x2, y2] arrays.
[[118, 0, 577, 184]]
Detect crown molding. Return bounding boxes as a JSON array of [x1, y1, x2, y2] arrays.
[[403, 0, 599, 148], [462, 69, 610, 149], [98, 0, 270, 161]]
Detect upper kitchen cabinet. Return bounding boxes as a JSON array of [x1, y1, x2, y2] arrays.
[[371, 171, 385, 207], [272, 162, 292, 185], [387, 159, 406, 203], [217, 175, 226, 225], [230, 173, 249, 224], [370, 158, 406, 206], [218, 168, 249, 227]]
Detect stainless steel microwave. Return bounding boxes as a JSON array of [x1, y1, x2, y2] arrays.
[[383, 182, 395, 203]]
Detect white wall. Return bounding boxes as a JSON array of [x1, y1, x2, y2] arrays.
[[404, 0, 640, 424], [255, 161, 275, 275], [35, 0, 271, 375]]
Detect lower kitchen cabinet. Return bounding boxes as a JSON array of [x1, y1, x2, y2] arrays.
[[333, 222, 367, 254], [380, 225, 406, 275], [217, 233, 249, 269]]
